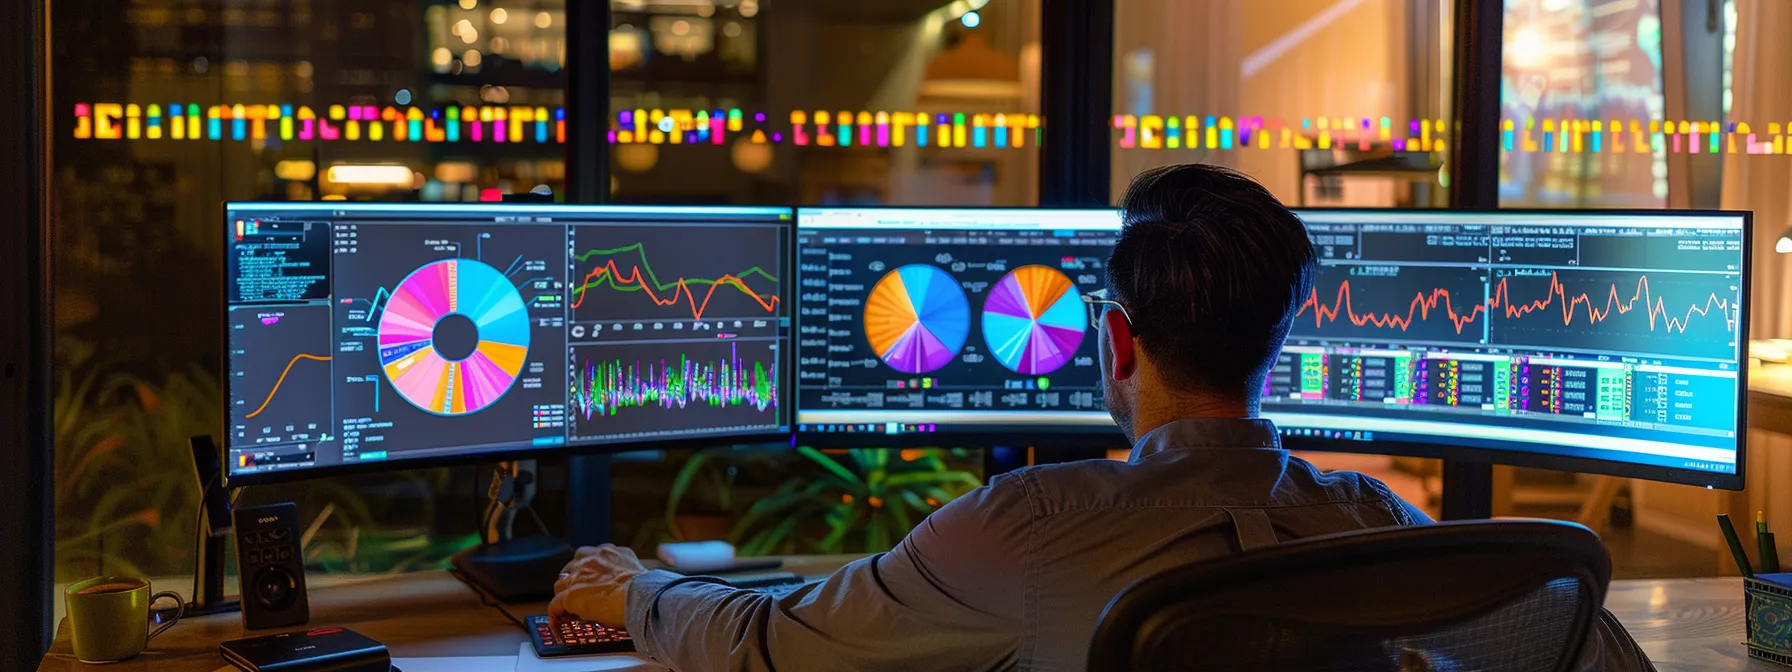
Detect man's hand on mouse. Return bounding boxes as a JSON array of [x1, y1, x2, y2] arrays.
[[549, 543, 647, 629]]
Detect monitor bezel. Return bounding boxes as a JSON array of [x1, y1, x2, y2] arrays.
[[792, 205, 1131, 451], [1278, 207, 1751, 491], [220, 201, 799, 487]]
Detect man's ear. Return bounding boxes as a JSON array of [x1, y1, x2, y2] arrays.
[[1104, 310, 1137, 381]]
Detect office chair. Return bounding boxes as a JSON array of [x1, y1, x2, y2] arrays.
[[1087, 519, 1612, 672]]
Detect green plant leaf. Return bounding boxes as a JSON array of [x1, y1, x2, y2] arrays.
[[884, 471, 983, 490], [797, 447, 862, 486], [899, 490, 933, 513], [866, 513, 888, 553], [741, 515, 804, 556], [816, 503, 863, 553], [664, 451, 715, 534], [728, 480, 829, 543], [888, 492, 914, 536]]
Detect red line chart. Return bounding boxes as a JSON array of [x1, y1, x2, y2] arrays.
[[1298, 282, 1484, 334], [1489, 272, 1735, 334]]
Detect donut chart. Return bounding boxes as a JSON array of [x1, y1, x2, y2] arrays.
[[982, 265, 1087, 375], [377, 258, 530, 415], [864, 264, 970, 374]]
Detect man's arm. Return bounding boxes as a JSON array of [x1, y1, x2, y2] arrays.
[[621, 473, 1032, 672]]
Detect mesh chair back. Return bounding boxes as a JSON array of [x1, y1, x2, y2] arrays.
[[1087, 519, 1611, 672]]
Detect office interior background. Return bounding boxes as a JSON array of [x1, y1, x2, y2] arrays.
[[24, 0, 1792, 637]]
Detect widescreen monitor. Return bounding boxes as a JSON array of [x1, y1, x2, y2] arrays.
[[1268, 209, 1749, 489], [223, 203, 793, 484], [794, 207, 1124, 445]]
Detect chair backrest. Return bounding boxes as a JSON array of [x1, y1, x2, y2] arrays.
[[1087, 519, 1612, 672]]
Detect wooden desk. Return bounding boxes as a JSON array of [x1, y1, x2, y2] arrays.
[[37, 556, 862, 672], [37, 570, 1778, 671], [1606, 577, 1776, 671]]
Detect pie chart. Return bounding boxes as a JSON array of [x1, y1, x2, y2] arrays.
[[982, 265, 1087, 375], [377, 258, 530, 416], [864, 264, 970, 374]]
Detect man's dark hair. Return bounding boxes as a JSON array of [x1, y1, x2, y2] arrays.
[[1108, 163, 1316, 394]]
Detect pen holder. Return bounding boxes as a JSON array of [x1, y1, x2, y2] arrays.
[[1746, 573, 1792, 667]]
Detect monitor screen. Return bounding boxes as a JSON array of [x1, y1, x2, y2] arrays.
[[224, 203, 792, 483], [1267, 210, 1748, 488], [794, 208, 1124, 442]]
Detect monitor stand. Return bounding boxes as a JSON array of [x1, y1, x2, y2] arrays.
[[187, 435, 240, 616], [451, 460, 574, 602]]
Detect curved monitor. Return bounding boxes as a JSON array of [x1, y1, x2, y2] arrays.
[[222, 202, 793, 485], [1267, 209, 1749, 489]]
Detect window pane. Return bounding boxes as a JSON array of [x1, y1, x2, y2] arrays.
[[606, 0, 1040, 553], [51, 0, 568, 593], [1112, 0, 1451, 208], [1499, 0, 1667, 207], [1110, 0, 1452, 523], [608, 0, 1042, 206]]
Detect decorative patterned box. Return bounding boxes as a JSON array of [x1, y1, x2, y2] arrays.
[[1747, 573, 1792, 667]]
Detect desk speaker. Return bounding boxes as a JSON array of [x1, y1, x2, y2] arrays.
[[234, 502, 310, 630]]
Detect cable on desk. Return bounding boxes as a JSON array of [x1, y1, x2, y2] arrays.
[[449, 568, 531, 633]]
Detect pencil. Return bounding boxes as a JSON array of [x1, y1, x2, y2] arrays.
[[1719, 514, 1754, 577], [1765, 532, 1781, 574], [1761, 512, 1775, 575]]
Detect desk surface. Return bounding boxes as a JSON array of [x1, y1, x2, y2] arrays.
[[39, 564, 1778, 671]]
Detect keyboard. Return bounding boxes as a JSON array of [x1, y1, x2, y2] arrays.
[[524, 577, 815, 658], [526, 614, 635, 658]]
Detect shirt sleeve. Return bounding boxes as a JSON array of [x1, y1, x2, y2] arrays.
[[623, 472, 1033, 672]]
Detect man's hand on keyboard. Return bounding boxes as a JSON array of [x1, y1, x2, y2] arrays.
[[549, 544, 646, 629]]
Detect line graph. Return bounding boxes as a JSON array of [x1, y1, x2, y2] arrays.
[[1299, 284, 1484, 333], [572, 342, 777, 419], [1489, 272, 1734, 333], [246, 353, 332, 418], [568, 228, 783, 324], [569, 256, 778, 318], [345, 287, 393, 322], [1489, 270, 1737, 359], [229, 304, 333, 447], [568, 340, 783, 440], [1290, 267, 1487, 344]]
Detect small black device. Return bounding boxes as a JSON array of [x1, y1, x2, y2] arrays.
[[663, 557, 784, 576], [526, 614, 634, 657], [234, 502, 310, 629], [219, 626, 389, 672], [722, 571, 805, 590]]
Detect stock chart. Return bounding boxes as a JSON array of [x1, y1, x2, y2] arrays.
[[565, 220, 787, 442], [1267, 212, 1746, 477]]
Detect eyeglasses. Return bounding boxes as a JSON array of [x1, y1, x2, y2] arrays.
[[1081, 289, 1131, 330]]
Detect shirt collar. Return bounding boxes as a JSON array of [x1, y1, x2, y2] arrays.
[[1129, 417, 1283, 462]]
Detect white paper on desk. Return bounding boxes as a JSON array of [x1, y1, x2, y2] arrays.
[[392, 656, 519, 672], [514, 642, 670, 672]]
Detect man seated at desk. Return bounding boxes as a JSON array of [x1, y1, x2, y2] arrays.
[[550, 163, 1655, 671]]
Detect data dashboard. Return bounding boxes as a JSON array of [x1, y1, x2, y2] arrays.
[[224, 203, 792, 482], [794, 208, 1122, 438], [1265, 210, 1747, 480]]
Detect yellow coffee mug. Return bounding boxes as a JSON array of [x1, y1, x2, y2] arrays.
[[64, 576, 184, 663]]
